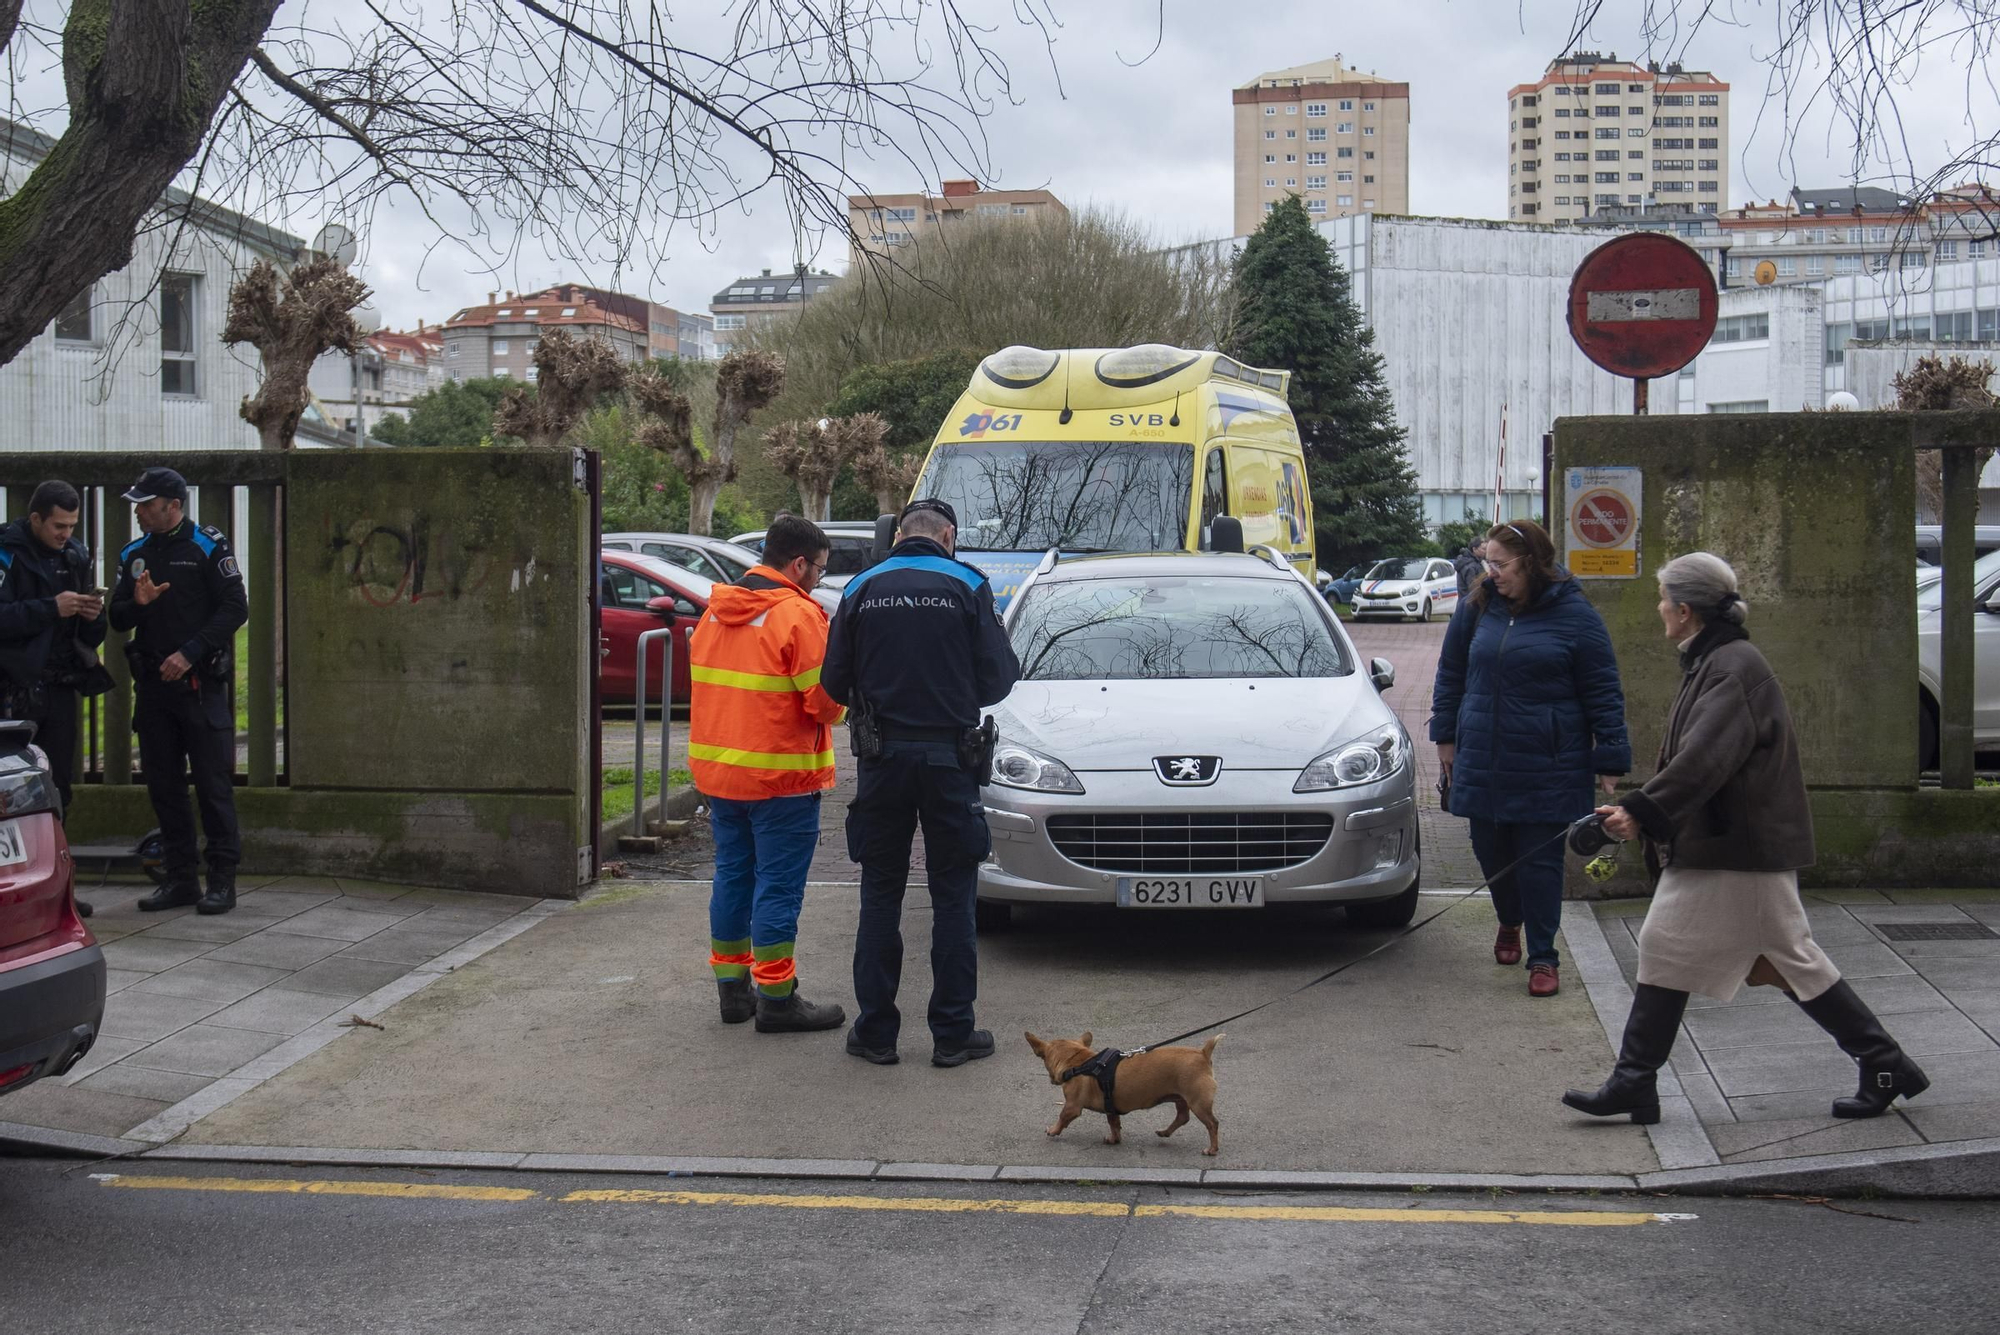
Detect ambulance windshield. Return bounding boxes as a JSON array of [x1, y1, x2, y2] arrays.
[[916, 440, 1196, 553]]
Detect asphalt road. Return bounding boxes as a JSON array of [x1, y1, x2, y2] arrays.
[[2, 1156, 1992, 1334]]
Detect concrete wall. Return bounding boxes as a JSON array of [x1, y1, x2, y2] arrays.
[[1552, 413, 1996, 890], [1662, 284, 1826, 416]]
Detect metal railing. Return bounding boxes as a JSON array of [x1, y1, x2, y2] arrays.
[[630, 626, 673, 836]]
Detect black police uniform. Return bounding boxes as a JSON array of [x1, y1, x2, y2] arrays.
[[0, 518, 108, 812], [109, 515, 248, 905], [822, 534, 1021, 1060]]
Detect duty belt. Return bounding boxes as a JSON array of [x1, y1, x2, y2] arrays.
[[877, 724, 965, 744]]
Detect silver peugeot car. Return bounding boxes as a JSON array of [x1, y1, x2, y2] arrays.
[[975, 549, 1420, 929]]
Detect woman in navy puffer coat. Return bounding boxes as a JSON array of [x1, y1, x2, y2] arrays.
[[1430, 520, 1631, 997]]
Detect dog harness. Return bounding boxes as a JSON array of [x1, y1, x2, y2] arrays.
[[1059, 1048, 1126, 1114]]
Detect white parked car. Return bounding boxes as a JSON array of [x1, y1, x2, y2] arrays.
[[975, 550, 1420, 930], [606, 531, 837, 614], [1351, 556, 1461, 623], [1916, 548, 2000, 768], [731, 521, 877, 594]]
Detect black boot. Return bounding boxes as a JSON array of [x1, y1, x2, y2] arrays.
[[137, 875, 202, 912], [196, 866, 237, 916], [75, 899, 93, 918], [716, 978, 756, 1024], [754, 987, 845, 1033], [1795, 980, 1930, 1119], [1562, 984, 1689, 1125]]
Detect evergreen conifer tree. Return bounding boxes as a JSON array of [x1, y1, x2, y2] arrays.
[[1229, 197, 1426, 568]]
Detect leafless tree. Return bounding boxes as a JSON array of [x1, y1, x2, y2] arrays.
[[682, 349, 785, 533], [0, 2, 1075, 372], [848, 414, 925, 514], [222, 256, 369, 450], [1894, 353, 1998, 517], [492, 329, 628, 449], [764, 411, 887, 518]]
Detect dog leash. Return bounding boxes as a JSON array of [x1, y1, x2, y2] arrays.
[[1126, 824, 1583, 1055]]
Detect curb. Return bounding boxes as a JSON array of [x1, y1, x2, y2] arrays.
[[5, 1132, 1996, 1199], [598, 784, 703, 855]]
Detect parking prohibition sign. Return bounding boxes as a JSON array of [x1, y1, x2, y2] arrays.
[[1564, 467, 1643, 579], [1571, 489, 1633, 548]]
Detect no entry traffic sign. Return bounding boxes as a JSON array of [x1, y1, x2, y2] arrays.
[[1571, 489, 1634, 548], [1567, 233, 1719, 383]]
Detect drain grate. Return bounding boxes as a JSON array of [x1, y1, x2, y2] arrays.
[[1875, 922, 2000, 942]]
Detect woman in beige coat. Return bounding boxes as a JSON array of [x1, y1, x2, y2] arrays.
[[1563, 552, 1930, 1124]]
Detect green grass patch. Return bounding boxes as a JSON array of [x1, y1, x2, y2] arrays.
[[601, 766, 693, 824], [231, 625, 286, 736]]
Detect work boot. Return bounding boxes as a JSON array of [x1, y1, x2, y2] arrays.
[[1562, 983, 1689, 1125], [754, 988, 845, 1033], [195, 866, 237, 916], [716, 978, 756, 1025], [932, 1029, 996, 1068], [137, 876, 201, 912], [1528, 962, 1561, 997], [1493, 924, 1522, 966], [845, 1027, 899, 1066], [1794, 980, 1930, 1119]]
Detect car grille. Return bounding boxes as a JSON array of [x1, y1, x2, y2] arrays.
[[1045, 812, 1336, 874]]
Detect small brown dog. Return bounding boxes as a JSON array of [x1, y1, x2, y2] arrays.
[[1024, 1031, 1222, 1156]]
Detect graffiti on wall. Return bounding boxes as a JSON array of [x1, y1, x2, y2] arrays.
[[328, 515, 500, 608]]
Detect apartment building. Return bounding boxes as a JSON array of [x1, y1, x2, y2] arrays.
[[1231, 56, 1411, 237], [1719, 184, 2000, 286], [709, 268, 842, 350], [1507, 51, 1729, 225], [847, 180, 1066, 265], [440, 285, 703, 383]]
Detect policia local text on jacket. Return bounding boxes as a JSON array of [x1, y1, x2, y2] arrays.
[[688, 561, 848, 1033], [0, 518, 108, 811], [822, 532, 1021, 1066], [110, 513, 248, 911]]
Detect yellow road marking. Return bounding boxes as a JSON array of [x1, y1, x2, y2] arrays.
[[562, 1188, 1129, 1217], [95, 1176, 1687, 1227], [1134, 1204, 1663, 1226], [101, 1175, 538, 1203]]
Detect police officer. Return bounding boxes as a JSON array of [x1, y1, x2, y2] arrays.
[[823, 499, 1020, 1068], [110, 468, 248, 916], [0, 481, 110, 914]]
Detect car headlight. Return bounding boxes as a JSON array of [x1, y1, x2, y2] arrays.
[[1294, 724, 1409, 792], [989, 740, 1085, 793], [0, 750, 58, 818], [1399, 586, 1419, 597]]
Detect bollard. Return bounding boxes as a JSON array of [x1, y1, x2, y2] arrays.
[[632, 627, 673, 837]]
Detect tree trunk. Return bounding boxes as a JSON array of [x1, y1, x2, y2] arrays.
[[688, 480, 719, 537], [872, 487, 902, 517], [0, 0, 285, 371], [798, 483, 833, 522]]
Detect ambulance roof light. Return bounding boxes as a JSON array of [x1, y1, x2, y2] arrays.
[[980, 345, 1061, 390], [1095, 344, 1200, 389]]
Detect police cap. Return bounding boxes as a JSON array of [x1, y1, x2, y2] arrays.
[[900, 497, 957, 529], [122, 467, 188, 504]]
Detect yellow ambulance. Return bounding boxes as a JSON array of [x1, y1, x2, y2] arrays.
[[908, 344, 1315, 606]]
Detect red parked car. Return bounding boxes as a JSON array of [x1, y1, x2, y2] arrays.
[[0, 722, 105, 1100], [599, 550, 711, 706]]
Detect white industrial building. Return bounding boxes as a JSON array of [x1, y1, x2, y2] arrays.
[[0, 118, 317, 453]]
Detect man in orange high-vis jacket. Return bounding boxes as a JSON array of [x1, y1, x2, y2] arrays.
[[689, 514, 848, 1034]]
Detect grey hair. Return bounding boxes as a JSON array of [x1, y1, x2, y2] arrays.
[[897, 508, 953, 543], [1658, 551, 1749, 626]]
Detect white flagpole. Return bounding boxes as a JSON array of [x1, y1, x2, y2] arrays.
[[1494, 402, 1509, 523]]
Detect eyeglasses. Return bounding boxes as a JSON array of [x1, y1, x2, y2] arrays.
[[1483, 554, 1524, 572]]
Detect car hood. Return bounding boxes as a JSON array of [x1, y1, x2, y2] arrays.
[[993, 675, 1395, 771]]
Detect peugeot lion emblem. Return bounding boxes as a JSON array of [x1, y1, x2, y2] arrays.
[[1154, 756, 1221, 787]]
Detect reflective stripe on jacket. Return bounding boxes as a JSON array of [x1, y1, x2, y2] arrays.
[[688, 566, 845, 801]]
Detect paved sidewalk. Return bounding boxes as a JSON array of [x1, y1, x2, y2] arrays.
[[2, 875, 558, 1142]]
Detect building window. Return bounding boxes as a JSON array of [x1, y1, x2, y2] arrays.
[[1628, 172, 1644, 181], [1596, 150, 1618, 161], [1337, 147, 1353, 158], [1707, 400, 1770, 414], [1554, 196, 1572, 206], [1972, 239, 1990, 257], [1805, 255, 1825, 275], [1596, 127, 1619, 140], [1307, 152, 1326, 166], [1698, 180, 1718, 193], [1285, 104, 1297, 114], [1365, 199, 1377, 210], [1337, 171, 1353, 183], [1698, 93, 1719, 105], [1597, 106, 1620, 117], [714, 314, 745, 330], [1264, 154, 1275, 164], [492, 339, 509, 355], [160, 273, 198, 397], [1936, 240, 1958, 260], [1285, 178, 1297, 187], [1363, 126, 1375, 136], [1699, 116, 1718, 127], [1628, 83, 1646, 93], [53, 286, 93, 342], [1264, 201, 1277, 213], [1595, 172, 1619, 183], [525, 367, 540, 383], [1264, 130, 1276, 140], [1629, 105, 1644, 115], [1901, 250, 1927, 270], [447, 343, 461, 359], [1835, 254, 1861, 274], [1307, 199, 1327, 214], [1286, 154, 1296, 162], [1265, 178, 1277, 188], [1339, 99, 1353, 111], [1711, 313, 1770, 344], [1307, 128, 1326, 142], [1777, 257, 1797, 276], [1595, 82, 1619, 94], [1306, 103, 1326, 117], [1337, 195, 1353, 206], [1337, 122, 1353, 133], [1364, 150, 1375, 160], [1264, 106, 1275, 116], [1555, 107, 1571, 117], [1307, 175, 1326, 189]]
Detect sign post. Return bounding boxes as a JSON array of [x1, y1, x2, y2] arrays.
[[1566, 233, 1719, 415]]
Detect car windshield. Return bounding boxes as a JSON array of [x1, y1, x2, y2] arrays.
[[1010, 576, 1352, 681], [1366, 558, 1430, 581], [825, 536, 874, 577], [1917, 549, 2000, 610], [916, 440, 1196, 553]]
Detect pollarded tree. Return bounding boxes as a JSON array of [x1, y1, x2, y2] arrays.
[[763, 420, 850, 522], [222, 257, 370, 450], [492, 330, 629, 449], [684, 350, 785, 534], [1895, 354, 1998, 520], [849, 418, 927, 516], [0, 3, 1076, 373], [1230, 195, 1425, 570]]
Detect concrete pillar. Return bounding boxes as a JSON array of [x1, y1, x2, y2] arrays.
[[1938, 447, 1979, 790], [247, 485, 279, 787]]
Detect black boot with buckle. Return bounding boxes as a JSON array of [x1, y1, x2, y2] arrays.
[[716, 977, 756, 1024], [196, 865, 237, 916], [1562, 983, 1689, 1125], [1794, 980, 1930, 1118]]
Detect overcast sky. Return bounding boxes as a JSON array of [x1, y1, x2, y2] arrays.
[[12, 1, 1989, 332]]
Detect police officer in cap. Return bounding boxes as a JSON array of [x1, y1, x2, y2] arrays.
[[111, 468, 248, 916], [823, 498, 1020, 1068]]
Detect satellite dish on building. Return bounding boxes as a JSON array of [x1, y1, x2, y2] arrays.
[[1754, 259, 1778, 286], [312, 223, 359, 267]]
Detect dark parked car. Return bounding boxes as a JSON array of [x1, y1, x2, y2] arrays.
[[0, 722, 105, 1100], [599, 550, 711, 706]]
